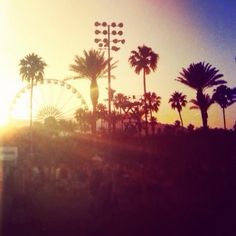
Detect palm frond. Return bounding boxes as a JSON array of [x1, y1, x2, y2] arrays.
[[128, 45, 159, 76], [169, 91, 187, 112], [177, 62, 225, 91], [19, 53, 47, 82]]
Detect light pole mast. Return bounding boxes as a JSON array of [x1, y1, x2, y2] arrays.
[[94, 21, 125, 132], [107, 24, 111, 116]]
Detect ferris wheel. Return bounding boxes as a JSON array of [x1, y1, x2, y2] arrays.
[[9, 79, 88, 124]]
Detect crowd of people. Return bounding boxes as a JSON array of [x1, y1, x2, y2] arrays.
[[3, 154, 162, 215], [1, 130, 235, 235]]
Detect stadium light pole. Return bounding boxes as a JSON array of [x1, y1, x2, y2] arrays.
[[94, 21, 125, 131]]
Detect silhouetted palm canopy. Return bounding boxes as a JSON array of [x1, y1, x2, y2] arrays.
[[176, 62, 226, 129], [169, 92, 187, 112], [128, 45, 159, 94], [129, 45, 158, 75], [19, 53, 47, 83], [212, 85, 236, 129], [96, 103, 107, 119], [169, 92, 187, 126], [176, 62, 225, 91], [213, 85, 236, 109], [70, 49, 115, 113], [70, 50, 108, 81], [113, 93, 129, 114], [141, 92, 161, 118]]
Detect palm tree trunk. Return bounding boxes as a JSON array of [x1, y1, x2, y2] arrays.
[[178, 110, 184, 127], [91, 104, 96, 134], [90, 80, 98, 134], [201, 109, 208, 129], [197, 90, 208, 129], [199, 107, 207, 129], [143, 69, 148, 135], [30, 78, 33, 155], [143, 69, 147, 96], [222, 107, 226, 129]]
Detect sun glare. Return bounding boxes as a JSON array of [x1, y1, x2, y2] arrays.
[[0, 112, 9, 127]]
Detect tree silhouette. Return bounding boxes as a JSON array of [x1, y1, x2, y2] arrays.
[[169, 91, 187, 127], [113, 94, 142, 132], [189, 94, 214, 127], [129, 101, 144, 135], [113, 93, 129, 114], [187, 123, 195, 132], [177, 62, 226, 129], [212, 85, 236, 129], [19, 53, 47, 154], [74, 107, 90, 133], [141, 92, 161, 119], [128, 45, 159, 134], [96, 103, 108, 130], [70, 49, 116, 133]]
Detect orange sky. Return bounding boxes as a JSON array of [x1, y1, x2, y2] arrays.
[[1, 0, 236, 128]]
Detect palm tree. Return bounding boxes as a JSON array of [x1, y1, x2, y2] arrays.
[[189, 94, 214, 127], [19, 53, 47, 154], [96, 103, 107, 130], [212, 85, 236, 129], [131, 104, 144, 136], [176, 62, 226, 129], [96, 103, 107, 118], [70, 49, 115, 133], [169, 92, 187, 127], [74, 107, 89, 133], [141, 92, 161, 118], [113, 93, 129, 114], [128, 45, 159, 134]]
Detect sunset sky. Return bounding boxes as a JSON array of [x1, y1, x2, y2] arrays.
[[1, 0, 236, 128]]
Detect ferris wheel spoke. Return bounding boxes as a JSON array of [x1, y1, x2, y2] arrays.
[[57, 92, 76, 113], [44, 82, 51, 106], [38, 84, 47, 107], [61, 105, 81, 119], [32, 104, 39, 119], [54, 83, 66, 108], [62, 96, 87, 116], [32, 95, 41, 108]]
